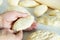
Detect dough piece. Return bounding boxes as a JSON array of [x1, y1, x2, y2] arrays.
[[13, 15, 34, 31], [36, 15, 49, 25], [36, 10, 60, 27], [27, 30, 60, 40], [7, 0, 20, 6], [0, 0, 3, 6], [7, 6, 30, 15], [36, 15, 57, 25], [18, 0, 39, 7], [48, 10, 60, 18], [35, 0, 60, 10], [34, 5, 48, 17]]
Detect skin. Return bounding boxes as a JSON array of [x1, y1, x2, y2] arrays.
[[0, 29, 23, 40], [2, 11, 28, 29], [24, 21, 37, 31]]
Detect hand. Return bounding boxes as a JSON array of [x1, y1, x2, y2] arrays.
[[1, 11, 37, 32], [0, 29, 23, 40], [2, 11, 28, 29]]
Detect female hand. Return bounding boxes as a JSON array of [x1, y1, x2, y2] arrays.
[[0, 29, 23, 40], [1, 11, 37, 32]]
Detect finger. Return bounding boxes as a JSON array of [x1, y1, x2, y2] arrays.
[[24, 21, 37, 31], [6, 29, 14, 33], [1, 29, 12, 34], [17, 12, 29, 18], [3, 20, 11, 29], [31, 21, 37, 29], [2, 11, 28, 22], [16, 31, 23, 40]]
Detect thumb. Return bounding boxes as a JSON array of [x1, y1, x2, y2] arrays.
[[16, 31, 23, 40], [17, 12, 29, 18]]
